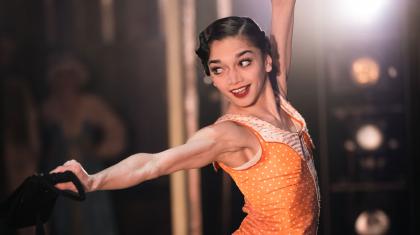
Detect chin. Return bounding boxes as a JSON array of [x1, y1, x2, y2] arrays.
[[229, 96, 257, 108]]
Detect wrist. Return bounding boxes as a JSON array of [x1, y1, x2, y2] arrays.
[[88, 173, 101, 192]]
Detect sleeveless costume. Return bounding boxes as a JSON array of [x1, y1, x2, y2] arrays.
[[215, 96, 320, 235]]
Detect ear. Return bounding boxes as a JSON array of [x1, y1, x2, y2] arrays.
[[203, 75, 214, 85], [211, 78, 217, 87], [265, 55, 273, 73]]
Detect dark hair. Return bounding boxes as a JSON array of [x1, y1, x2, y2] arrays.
[[195, 16, 273, 76]]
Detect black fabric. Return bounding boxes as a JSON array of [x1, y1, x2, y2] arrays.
[[0, 171, 85, 234]]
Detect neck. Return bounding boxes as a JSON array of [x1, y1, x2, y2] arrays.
[[52, 91, 80, 106]]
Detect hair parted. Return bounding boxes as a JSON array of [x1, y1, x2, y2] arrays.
[[195, 16, 272, 76]]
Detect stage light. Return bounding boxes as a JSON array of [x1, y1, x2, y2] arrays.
[[359, 155, 376, 170], [387, 66, 398, 79], [338, 0, 389, 24], [351, 57, 380, 86], [356, 124, 383, 151], [355, 209, 390, 235], [344, 139, 357, 152]]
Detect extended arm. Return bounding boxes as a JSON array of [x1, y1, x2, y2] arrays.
[[271, 0, 296, 97], [51, 122, 250, 192], [90, 127, 222, 191]]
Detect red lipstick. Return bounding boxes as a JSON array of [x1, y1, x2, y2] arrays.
[[231, 85, 250, 98]]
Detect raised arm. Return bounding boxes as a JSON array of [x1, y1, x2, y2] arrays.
[[51, 121, 255, 192], [271, 0, 296, 97]]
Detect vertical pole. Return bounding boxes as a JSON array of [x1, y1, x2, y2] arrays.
[[182, 0, 203, 234], [216, 1, 233, 234], [161, 0, 189, 234], [316, 0, 331, 234], [216, 0, 232, 19], [99, 0, 115, 44]]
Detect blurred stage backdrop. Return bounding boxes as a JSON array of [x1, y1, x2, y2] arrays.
[[0, 0, 419, 235]]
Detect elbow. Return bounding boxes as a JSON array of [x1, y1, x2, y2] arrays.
[[145, 157, 162, 180], [129, 154, 161, 185]]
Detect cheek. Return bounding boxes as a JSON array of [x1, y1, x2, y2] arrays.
[[212, 78, 224, 90], [244, 66, 266, 82]]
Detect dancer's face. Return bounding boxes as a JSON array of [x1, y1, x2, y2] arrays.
[[208, 36, 272, 108], [50, 69, 82, 95]]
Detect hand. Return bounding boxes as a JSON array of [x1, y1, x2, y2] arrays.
[[50, 159, 94, 193]]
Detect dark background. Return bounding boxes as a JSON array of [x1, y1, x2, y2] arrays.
[[1, 0, 419, 234]]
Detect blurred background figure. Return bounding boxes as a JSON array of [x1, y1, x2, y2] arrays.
[[40, 53, 126, 235], [1, 31, 39, 235], [0, 0, 418, 234]]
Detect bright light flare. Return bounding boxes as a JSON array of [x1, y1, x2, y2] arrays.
[[356, 124, 383, 151], [355, 210, 390, 235], [338, 0, 389, 24], [351, 57, 380, 86]]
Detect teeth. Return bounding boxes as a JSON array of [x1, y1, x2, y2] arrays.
[[232, 86, 247, 94]]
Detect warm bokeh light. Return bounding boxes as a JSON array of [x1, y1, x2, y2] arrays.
[[338, 0, 389, 24], [344, 139, 357, 152], [356, 124, 383, 151], [351, 57, 380, 86], [387, 66, 398, 79], [355, 209, 390, 235]]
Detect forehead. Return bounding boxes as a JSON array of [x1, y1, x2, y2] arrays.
[[209, 36, 258, 60]]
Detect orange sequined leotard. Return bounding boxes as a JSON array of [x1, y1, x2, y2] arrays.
[[215, 96, 320, 235]]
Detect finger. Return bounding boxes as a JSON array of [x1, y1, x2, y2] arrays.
[[64, 160, 82, 171], [50, 166, 68, 174], [64, 159, 77, 166], [55, 182, 77, 192]]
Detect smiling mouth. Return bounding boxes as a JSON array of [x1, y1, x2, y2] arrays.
[[230, 85, 250, 98]]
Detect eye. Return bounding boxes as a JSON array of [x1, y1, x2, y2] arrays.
[[239, 59, 252, 67], [210, 67, 223, 75]]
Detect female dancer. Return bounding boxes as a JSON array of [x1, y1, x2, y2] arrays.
[[52, 0, 320, 234]]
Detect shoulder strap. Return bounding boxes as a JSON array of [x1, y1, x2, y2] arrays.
[[279, 96, 315, 149]]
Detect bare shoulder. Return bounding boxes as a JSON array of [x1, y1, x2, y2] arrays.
[[192, 120, 256, 154]]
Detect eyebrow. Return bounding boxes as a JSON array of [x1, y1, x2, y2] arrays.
[[208, 50, 255, 65], [237, 50, 254, 57]]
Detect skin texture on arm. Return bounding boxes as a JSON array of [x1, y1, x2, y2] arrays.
[[271, 0, 296, 97], [52, 121, 259, 192]]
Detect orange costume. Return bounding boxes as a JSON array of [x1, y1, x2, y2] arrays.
[[216, 96, 320, 235]]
